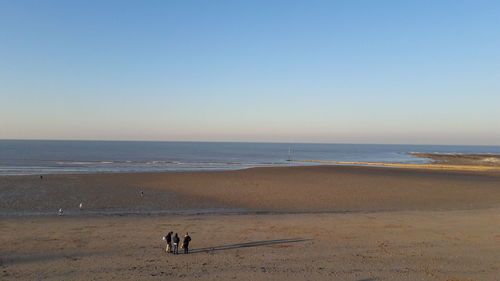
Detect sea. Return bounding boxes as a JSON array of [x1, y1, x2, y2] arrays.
[[1, 140, 500, 176]]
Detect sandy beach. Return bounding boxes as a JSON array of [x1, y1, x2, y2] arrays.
[[2, 165, 500, 280], [4, 1, 500, 280]]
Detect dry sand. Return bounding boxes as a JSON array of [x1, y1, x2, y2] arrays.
[[1, 166, 500, 280]]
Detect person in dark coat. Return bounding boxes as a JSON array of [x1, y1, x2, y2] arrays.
[[165, 231, 173, 253], [173, 233, 180, 254], [182, 233, 191, 254]]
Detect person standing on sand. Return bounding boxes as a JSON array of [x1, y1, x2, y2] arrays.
[[182, 233, 191, 254], [164, 231, 173, 253], [173, 233, 180, 254]]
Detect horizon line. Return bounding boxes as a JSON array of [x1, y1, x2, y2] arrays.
[[0, 138, 499, 147]]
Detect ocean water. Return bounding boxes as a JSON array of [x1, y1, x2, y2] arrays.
[[1, 140, 499, 175]]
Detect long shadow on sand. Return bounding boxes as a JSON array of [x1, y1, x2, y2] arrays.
[[190, 238, 310, 254]]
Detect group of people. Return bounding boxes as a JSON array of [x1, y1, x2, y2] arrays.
[[163, 232, 191, 254]]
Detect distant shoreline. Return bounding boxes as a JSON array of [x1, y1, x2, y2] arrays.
[[409, 152, 500, 166], [292, 152, 500, 171]]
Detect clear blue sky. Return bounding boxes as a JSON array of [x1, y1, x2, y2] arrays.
[[1, 0, 499, 145]]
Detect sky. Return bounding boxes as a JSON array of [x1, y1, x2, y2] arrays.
[[1, 0, 499, 145]]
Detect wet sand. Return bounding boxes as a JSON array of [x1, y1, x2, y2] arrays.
[[2, 166, 500, 214], [1, 166, 500, 280]]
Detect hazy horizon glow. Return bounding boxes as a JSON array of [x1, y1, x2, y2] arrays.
[[1, 0, 499, 145]]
